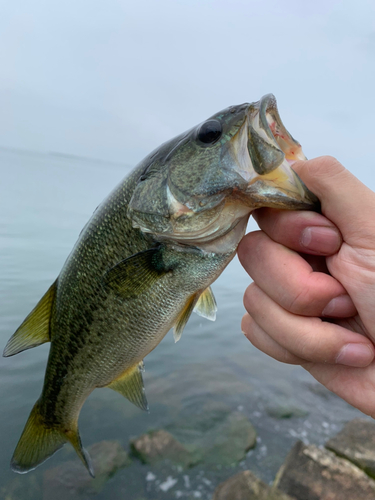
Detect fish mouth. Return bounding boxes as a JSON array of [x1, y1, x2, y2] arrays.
[[128, 94, 320, 252], [241, 94, 320, 211]]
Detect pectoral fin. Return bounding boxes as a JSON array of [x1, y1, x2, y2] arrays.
[[173, 293, 199, 343], [193, 287, 217, 321], [3, 280, 57, 357], [107, 362, 149, 411], [103, 247, 170, 299]]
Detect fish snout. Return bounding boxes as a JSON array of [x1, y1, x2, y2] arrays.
[[243, 94, 320, 212]]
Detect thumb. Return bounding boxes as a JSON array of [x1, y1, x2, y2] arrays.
[[293, 156, 375, 246]]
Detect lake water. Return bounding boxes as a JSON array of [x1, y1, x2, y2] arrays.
[[0, 147, 365, 499]]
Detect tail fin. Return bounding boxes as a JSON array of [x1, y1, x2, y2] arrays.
[[11, 401, 95, 477]]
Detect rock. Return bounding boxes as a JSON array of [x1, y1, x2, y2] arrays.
[[274, 440, 375, 500], [212, 470, 293, 500], [130, 429, 196, 467], [167, 401, 257, 467], [43, 440, 130, 499], [199, 411, 257, 466], [325, 418, 375, 478], [265, 405, 308, 419]]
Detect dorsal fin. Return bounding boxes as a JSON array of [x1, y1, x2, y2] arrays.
[[102, 247, 170, 299], [3, 280, 57, 357], [173, 293, 199, 343], [107, 362, 149, 411], [193, 287, 217, 321]]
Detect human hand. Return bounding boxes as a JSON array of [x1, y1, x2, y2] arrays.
[[238, 156, 375, 418]]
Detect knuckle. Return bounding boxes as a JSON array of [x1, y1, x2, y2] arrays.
[[306, 155, 346, 180], [287, 286, 314, 314]]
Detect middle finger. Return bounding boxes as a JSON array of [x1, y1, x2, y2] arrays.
[[238, 230, 356, 318]]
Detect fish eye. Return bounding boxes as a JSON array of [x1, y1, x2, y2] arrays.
[[197, 120, 222, 144]]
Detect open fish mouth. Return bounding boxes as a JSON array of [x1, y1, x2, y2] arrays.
[[230, 93, 319, 212], [250, 93, 307, 170]]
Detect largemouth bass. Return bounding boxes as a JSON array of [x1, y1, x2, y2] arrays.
[[4, 94, 319, 476]]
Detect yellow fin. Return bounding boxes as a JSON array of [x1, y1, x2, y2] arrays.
[[173, 293, 199, 343], [4, 280, 57, 357], [11, 400, 95, 477], [107, 362, 148, 411], [193, 287, 217, 321]]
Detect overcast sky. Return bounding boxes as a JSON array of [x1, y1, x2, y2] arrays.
[[1, 0, 375, 186]]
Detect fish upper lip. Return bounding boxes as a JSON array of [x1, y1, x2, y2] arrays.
[[247, 94, 307, 167]]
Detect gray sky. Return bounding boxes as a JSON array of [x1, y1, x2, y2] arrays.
[[1, 0, 375, 186]]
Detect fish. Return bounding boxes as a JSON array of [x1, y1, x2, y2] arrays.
[[4, 94, 319, 477]]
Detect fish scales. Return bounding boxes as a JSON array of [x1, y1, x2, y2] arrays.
[[4, 94, 319, 476]]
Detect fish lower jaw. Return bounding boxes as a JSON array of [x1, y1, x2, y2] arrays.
[[170, 213, 251, 254]]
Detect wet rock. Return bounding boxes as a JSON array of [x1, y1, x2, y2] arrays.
[[274, 440, 375, 500], [130, 429, 196, 467], [212, 470, 293, 500], [199, 411, 256, 466], [43, 440, 130, 499], [168, 400, 257, 467], [325, 418, 375, 478], [265, 405, 308, 419]]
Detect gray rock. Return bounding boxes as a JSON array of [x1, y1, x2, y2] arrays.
[[212, 470, 293, 500], [167, 401, 257, 467], [43, 440, 131, 499], [274, 440, 375, 500], [130, 429, 196, 467], [325, 418, 375, 478], [199, 411, 257, 466], [265, 405, 308, 419]]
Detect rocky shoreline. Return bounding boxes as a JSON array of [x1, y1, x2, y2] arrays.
[[3, 412, 375, 500]]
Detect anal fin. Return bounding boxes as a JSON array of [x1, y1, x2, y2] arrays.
[[193, 286, 217, 321], [4, 280, 57, 357], [107, 362, 148, 411]]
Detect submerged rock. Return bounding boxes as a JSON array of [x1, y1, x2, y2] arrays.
[[212, 470, 293, 500], [168, 401, 257, 467], [274, 440, 375, 500], [265, 405, 308, 419], [325, 418, 375, 478], [130, 429, 196, 467], [43, 440, 131, 499], [198, 411, 256, 466], [132, 401, 257, 469]]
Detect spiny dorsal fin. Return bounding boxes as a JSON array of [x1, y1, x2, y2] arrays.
[[173, 293, 199, 343], [107, 362, 149, 411], [193, 287, 217, 321], [4, 280, 57, 357], [102, 247, 170, 299]]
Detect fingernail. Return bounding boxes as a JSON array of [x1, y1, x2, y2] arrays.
[[300, 226, 340, 253], [336, 343, 374, 367], [322, 295, 356, 317]]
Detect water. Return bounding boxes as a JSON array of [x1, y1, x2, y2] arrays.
[[0, 147, 365, 499]]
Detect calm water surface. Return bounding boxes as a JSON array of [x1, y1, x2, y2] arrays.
[[0, 148, 365, 499]]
